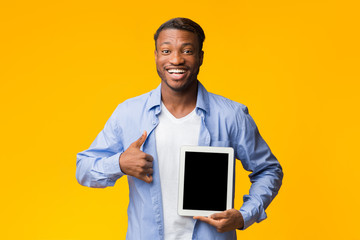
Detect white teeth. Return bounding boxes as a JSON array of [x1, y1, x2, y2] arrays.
[[167, 69, 186, 74]]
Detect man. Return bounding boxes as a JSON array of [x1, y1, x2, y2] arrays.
[[76, 18, 283, 239]]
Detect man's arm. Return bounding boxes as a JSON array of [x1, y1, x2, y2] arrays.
[[76, 105, 154, 187], [236, 108, 283, 229], [195, 106, 283, 231], [76, 106, 125, 188]]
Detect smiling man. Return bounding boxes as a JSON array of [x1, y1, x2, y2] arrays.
[[155, 28, 202, 95], [76, 18, 283, 240]]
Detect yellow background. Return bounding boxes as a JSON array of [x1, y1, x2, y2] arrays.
[[1, 0, 359, 239]]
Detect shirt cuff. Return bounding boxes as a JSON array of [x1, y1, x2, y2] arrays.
[[239, 209, 253, 230], [102, 152, 125, 176]]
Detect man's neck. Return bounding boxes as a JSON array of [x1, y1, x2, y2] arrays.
[[161, 82, 198, 119]]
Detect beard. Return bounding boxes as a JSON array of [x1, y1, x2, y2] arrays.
[[156, 67, 200, 93]]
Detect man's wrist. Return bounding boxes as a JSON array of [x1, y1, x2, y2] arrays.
[[118, 152, 127, 175], [236, 210, 245, 230]]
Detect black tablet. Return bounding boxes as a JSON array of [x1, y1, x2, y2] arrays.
[[178, 146, 234, 216]]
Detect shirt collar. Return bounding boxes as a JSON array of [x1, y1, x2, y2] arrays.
[[146, 81, 210, 114], [146, 83, 162, 113], [196, 81, 210, 113]]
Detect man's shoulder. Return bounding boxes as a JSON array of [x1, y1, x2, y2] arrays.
[[207, 91, 249, 115]]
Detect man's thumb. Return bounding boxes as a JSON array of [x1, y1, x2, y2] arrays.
[[133, 131, 147, 148]]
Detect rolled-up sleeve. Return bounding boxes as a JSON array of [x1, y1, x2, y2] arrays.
[[76, 105, 125, 188], [235, 107, 283, 229]]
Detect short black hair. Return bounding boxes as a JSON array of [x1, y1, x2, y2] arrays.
[[154, 17, 205, 52]]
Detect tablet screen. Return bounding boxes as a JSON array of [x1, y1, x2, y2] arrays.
[[183, 152, 229, 211]]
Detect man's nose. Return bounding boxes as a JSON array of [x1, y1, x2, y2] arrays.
[[169, 52, 184, 65]]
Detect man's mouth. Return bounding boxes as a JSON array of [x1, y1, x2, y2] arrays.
[[166, 69, 187, 74]]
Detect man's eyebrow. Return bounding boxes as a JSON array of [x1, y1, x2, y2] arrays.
[[181, 43, 194, 47], [160, 42, 171, 46]]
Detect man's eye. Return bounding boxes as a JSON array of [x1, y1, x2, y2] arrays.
[[183, 50, 193, 54], [162, 50, 170, 54]]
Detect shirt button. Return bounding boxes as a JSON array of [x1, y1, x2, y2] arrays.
[[152, 121, 156, 125]]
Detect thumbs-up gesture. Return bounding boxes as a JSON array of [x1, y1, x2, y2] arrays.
[[119, 131, 154, 183]]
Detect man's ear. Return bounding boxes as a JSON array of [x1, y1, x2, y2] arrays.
[[199, 50, 204, 66], [154, 49, 158, 62]]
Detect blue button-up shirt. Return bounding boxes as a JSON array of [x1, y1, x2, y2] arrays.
[[76, 82, 283, 240]]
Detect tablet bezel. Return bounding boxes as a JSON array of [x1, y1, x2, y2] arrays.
[[178, 146, 234, 217]]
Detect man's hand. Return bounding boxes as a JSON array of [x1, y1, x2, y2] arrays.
[[119, 131, 154, 183], [193, 209, 244, 233]]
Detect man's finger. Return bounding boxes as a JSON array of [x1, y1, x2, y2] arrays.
[[132, 131, 147, 148], [143, 161, 153, 169], [145, 168, 153, 175], [141, 161, 153, 173], [193, 216, 220, 227], [210, 211, 227, 220], [193, 216, 209, 223], [145, 153, 154, 162], [142, 174, 153, 183]]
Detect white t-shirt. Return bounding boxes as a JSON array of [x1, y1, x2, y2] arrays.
[[155, 102, 201, 239]]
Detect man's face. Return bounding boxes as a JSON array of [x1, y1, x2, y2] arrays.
[[155, 29, 203, 93]]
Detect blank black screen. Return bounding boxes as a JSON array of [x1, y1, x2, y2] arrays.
[[183, 152, 228, 211]]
